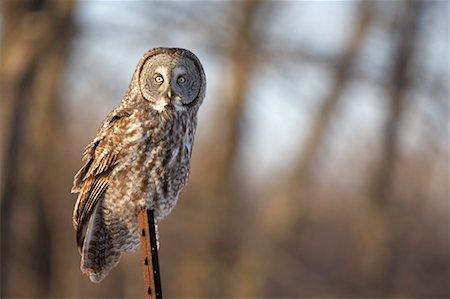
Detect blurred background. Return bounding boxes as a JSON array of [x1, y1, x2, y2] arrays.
[[1, 0, 448, 298]]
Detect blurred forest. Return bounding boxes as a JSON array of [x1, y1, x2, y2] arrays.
[[1, 0, 448, 298]]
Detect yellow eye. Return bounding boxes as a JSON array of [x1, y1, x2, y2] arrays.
[[154, 75, 164, 84], [177, 76, 186, 85]]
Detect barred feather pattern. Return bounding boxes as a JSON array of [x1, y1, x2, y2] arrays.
[[71, 47, 205, 283]]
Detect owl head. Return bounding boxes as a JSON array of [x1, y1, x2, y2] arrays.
[[130, 47, 206, 113]]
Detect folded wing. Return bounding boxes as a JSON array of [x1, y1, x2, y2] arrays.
[[71, 108, 131, 252]]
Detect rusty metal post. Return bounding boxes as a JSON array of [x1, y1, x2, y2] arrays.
[[138, 209, 162, 299]]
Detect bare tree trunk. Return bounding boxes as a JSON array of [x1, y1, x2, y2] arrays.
[[206, 1, 259, 295], [362, 1, 422, 296], [371, 2, 421, 208], [0, 0, 75, 297]]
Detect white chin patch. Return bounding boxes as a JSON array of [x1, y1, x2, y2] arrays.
[[173, 97, 186, 112], [173, 103, 185, 112], [152, 102, 167, 112]]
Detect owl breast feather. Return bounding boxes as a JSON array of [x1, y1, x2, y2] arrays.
[[111, 109, 195, 222]]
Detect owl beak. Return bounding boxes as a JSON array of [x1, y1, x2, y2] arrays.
[[160, 88, 173, 107]]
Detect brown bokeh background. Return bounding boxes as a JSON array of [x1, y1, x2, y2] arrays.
[[1, 1, 448, 298]]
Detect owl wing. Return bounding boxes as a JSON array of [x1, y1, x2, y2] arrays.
[[72, 108, 132, 251]]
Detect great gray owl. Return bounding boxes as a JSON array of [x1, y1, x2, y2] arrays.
[[71, 47, 206, 283]]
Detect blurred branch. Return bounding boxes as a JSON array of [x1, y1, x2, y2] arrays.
[[293, 2, 373, 186]]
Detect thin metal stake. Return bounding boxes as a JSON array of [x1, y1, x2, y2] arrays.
[[138, 209, 162, 299]]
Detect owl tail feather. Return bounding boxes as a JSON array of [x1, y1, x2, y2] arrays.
[[80, 203, 121, 283]]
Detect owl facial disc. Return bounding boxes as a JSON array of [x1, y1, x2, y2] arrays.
[[138, 52, 203, 112]]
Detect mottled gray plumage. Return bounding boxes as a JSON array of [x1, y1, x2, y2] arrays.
[[71, 47, 206, 283]]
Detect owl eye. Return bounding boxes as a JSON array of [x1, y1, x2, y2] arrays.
[[177, 76, 186, 85], [154, 74, 164, 84]]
